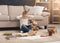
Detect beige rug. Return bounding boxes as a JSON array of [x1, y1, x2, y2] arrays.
[[0, 30, 60, 43]]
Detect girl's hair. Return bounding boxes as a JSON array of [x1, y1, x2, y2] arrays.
[[23, 10, 28, 15]]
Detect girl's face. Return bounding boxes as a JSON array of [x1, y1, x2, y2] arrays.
[[22, 14, 28, 18], [22, 11, 28, 18]]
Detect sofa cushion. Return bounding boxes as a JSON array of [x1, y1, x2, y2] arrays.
[[0, 5, 9, 20], [0, 21, 19, 27], [9, 6, 24, 20], [34, 15, 44, 20], [27, 6, 44, 15], [0, 15, 9, 20], [24, 5, 33, 11], [0, 5, 8, 15], [33, 6, 44, 15], [41, 12, 50, 17]]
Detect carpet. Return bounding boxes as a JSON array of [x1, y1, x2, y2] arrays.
[[0, 30, 60, 43]]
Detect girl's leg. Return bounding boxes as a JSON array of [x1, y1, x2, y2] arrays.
[[21, 25, 29, 32], [28, 25, 32, 30]]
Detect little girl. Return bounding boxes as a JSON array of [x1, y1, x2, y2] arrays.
[[20, 11, 32, 33]]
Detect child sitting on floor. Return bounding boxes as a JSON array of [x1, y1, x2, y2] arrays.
[[20, 11, 32, 33]]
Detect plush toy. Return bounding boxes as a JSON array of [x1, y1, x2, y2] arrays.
[[32, 26, 39, 31], [30, 19, 37, 25], [3, 32, 12, 36], [28, 30, 36, 36], [30, 19, 39, 31], [48, 25, 57, 36], [48, 26, 57, 34]]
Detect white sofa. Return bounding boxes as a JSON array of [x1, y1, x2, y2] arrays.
[[0, 5, 50, 28]]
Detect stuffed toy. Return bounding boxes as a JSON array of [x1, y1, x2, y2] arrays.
[[30, 19, 39, 31]]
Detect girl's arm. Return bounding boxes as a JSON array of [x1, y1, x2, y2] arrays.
[[16, 15, 22, 20], [28, 15, 34, 18]]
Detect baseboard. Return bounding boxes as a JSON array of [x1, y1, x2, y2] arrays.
[[0, 27, 20, 30]]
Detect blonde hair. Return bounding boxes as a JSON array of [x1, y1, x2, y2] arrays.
[[23, 11, 28, 15]]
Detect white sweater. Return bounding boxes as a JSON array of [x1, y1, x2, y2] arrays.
[[16, 15, 34, 28], [20, 18, 29, 27]]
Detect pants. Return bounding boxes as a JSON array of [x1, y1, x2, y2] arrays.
[[21, 25, 32, 33]]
